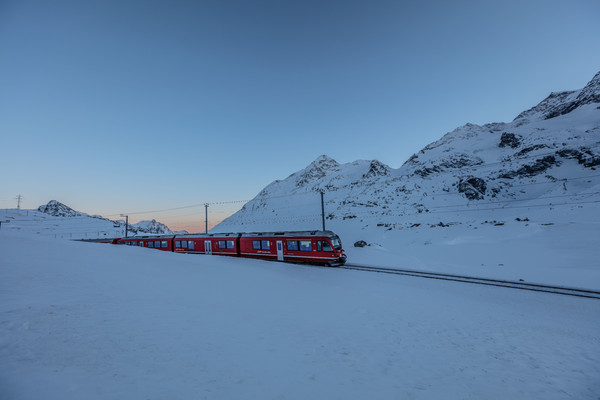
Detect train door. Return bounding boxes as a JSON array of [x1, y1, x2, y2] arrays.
[[276, 240, 284, 261], [204, 240, 212, 255]]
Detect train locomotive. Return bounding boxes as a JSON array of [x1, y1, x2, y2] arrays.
[[111, 230, 347, 266]]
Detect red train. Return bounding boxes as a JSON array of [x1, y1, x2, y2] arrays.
[[112, 230, 347, 266]]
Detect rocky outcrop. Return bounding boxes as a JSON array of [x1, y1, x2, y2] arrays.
[[499, 156, 559, 179], [499, 133, 522, 149], [458, 177, 487, 200]]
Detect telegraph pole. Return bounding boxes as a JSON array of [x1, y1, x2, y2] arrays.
[[320, 190, 325, 231], [120, 214, 129, 238], [204, 203, 209, 234], [16, 194, 23, 209]]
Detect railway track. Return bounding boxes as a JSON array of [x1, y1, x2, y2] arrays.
[[341, 264, 600, 300]]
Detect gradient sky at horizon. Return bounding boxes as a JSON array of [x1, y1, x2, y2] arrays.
[[1, 0, 599, 231]]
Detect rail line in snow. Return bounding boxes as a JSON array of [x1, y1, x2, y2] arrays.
[[341, 264, 600, 300]]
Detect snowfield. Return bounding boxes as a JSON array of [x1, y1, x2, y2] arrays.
[[1, 232, 599, 399]]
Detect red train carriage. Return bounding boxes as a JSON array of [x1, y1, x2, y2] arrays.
[[120, 235, 176, 251], [112, 230, 346, 266], [173, 233, 239, 257], [239, 230, 346, 266]]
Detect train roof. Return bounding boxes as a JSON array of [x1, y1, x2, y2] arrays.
[[239, 230, 338, 238], [122, 235, 176, 240], [177, 230, 338, 238], [121, 231, 340, 240]]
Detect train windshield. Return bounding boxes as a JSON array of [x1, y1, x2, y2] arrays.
[[330, 236, 342, 250]]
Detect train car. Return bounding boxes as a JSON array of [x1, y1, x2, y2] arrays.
[[239, 230, 346, 266], [173, 233, 240, 256], [120, 235, 176, 251], [80, 238, 122, 244]]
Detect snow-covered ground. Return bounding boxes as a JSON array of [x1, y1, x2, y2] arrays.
[[336, 202, 600, 290], [1, 232, 599, 399]]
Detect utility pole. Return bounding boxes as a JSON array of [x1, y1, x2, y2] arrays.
[[120, 214, 129, 238], [16, 194, 23, 209], [204, 203, 209, 234], [320, 190, 326, 231]]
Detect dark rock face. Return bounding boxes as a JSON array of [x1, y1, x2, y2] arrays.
[[514, 144, 550, 157], [499, 156, 559, 179], [354, 240, 368, 248], [499, 132, 522, 148], [556, 148, 600, 168], [458, 177, 487, 200], [414, 154, 484, 177]]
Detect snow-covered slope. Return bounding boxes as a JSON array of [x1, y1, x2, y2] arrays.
[[215, 72, 600, 235], [1, 200, 182, 239], [2, 232, 599, 399]]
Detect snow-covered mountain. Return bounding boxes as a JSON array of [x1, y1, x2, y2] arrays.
[[38, 200, 85, 217], [130, 219, 174, 235], [214, 71, 600, 236], [2, 200, 183, 239]]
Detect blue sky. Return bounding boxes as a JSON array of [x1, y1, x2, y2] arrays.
[[1, 0, 599, 231]]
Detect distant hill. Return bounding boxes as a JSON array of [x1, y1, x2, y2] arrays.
[[0, 200, 185, 239]]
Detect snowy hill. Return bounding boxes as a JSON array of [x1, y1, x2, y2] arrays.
[[2, 232, 599, 399], [2, 200, 182, 239], [215, 71, 600, 235]]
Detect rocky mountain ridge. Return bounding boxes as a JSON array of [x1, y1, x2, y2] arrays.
[[214, 71, 600, 233], [37, 200, 178, 235]]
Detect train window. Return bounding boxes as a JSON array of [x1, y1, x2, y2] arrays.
[[138, 242, 143, 246], [253, 240, 261, 250], [317, 241, 322, 252], [188, 241, 194, 250], [322, 241, 333, 252], [148, 241, 154, 248], [287, 240, 299, 251], [175, 240, 181, 247], [261, 240, 270, 250], [227, 240, 235, 249], [161, 241, 168, 248], [331, 236, 342, 250], [218, 240, 226, 249], [299, 240, 312, 251]]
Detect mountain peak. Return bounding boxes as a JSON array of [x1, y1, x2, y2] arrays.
[[295, 155, 340, 187], [38, 200, 83, 217], [310, 155, 339, 168], [131, 219, 174, 235], [362, 160, 390, 179], [575, 70, 600, 107], [514, 70, 600, 123]]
